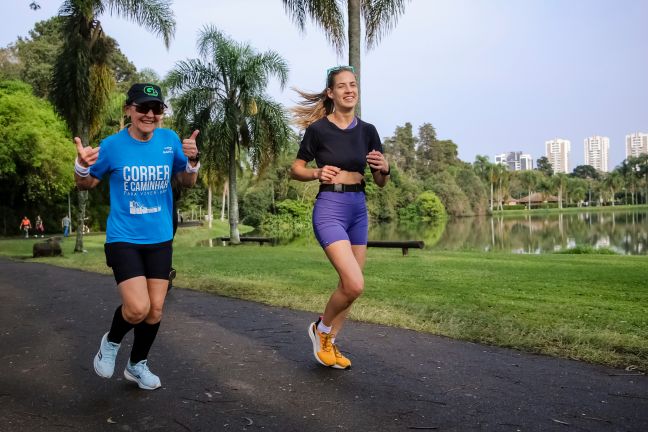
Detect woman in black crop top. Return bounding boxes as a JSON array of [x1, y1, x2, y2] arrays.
[[291, 66, 390, 369]]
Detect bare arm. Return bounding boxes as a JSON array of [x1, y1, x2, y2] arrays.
[[291, 159, 341, 183], [367, 150, 390, 188]]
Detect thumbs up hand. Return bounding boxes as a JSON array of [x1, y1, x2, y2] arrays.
[[74, 137, 99, 167], [182, 130, 200, 161]]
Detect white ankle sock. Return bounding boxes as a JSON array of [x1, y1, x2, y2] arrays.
[[317, 320, 332, 334]]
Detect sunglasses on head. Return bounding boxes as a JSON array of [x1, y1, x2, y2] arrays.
[[132, 102, 165, 115], [326, 65, 355, 79]]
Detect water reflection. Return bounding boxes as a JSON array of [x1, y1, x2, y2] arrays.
[[369, 210, 648, 255]]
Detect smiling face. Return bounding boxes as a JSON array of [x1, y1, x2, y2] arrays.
[[326, 70, 358, 112], [126, 103, 164, 140]]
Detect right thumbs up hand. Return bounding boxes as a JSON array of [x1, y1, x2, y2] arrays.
[[74, 137, 99, 167]]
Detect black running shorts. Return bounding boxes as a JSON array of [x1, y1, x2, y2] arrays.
[[104, 241, 173, 284]]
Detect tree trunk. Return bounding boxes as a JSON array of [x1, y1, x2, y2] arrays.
[[74, 126, 89, 253], [489, 181, 493, 212], [228, 140, 240, 244], [207, 184, 213, 229], [527, 187, 531, 211], [348, 0, 361, 116], [220, 180, 228, 221]]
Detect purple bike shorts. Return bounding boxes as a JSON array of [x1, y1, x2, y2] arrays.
[[312, 191, 368, 249]]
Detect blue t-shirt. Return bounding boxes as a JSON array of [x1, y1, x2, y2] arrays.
[[90, 128, 187, 244]]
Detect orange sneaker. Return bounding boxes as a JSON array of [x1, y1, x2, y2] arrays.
[[332, 344, 352, 369], [308, 322, 336, 366]]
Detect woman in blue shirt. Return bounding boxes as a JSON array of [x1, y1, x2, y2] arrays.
[[74, 83, 200, 390], [291, 67, 390, 369]]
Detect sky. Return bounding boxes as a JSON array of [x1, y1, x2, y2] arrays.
[[3, 0, 647, 171]]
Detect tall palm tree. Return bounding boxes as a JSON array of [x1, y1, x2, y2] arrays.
[[551, 173, 569, 209], [519, 170, 540, 211], [473, 155, 496, 212], [167, 26, 292, 243], [50, 0, 175, 252], [283, 0, 410, 115]]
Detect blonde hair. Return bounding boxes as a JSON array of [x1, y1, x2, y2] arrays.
[[290, 88, 334, 131]]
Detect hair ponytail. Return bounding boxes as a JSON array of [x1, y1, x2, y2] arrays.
[[291, 88, 334, 130]]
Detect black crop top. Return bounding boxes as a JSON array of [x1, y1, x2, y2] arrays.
[[296, 117, 383, 174]]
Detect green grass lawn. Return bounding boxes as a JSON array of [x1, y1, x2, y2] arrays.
[[1, 222, 647, 371]]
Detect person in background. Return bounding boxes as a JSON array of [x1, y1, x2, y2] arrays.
[[62, 215, 71, 237], [290, 66, 390, 370], [34, 215, 45, 237], [74, 83, 200, 390], [19, 216, 31, 239]]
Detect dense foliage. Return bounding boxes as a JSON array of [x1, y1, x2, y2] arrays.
[[0, 80, 74, 234]]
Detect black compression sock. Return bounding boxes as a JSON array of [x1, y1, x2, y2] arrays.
[[107, 305, 134, 344], [130, 321, 160, 364]]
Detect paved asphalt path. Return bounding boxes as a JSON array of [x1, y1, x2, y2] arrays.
[[0, 258, 646, 432]]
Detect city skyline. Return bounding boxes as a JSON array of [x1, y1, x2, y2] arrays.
[[495, 130, 646, 173]]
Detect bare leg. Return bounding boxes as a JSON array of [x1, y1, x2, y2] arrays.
[[321, 242, 366, 330], [328, 244, 366, 338]]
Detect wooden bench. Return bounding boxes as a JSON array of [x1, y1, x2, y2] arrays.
[[367, 240, 424, 256], [217, 236, 277, 246]]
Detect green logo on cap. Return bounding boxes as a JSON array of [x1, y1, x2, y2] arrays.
[[143, 85, 159, 97]]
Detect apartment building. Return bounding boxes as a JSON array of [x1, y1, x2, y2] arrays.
[[545, 138, 571, 173], [584, 136, 609, 172], [626, 132, 648, 158], [494, 151, 533, 171]]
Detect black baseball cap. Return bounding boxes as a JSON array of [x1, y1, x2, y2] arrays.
[[126, 83, 166, 106]]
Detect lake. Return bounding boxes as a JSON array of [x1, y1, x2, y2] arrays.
[[370, 210, 648, 255]]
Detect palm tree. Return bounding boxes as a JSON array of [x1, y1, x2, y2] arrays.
[[519, 170, 539, 211], [167, 26, 292, 243], [282, 0, 410, 115], [50, 0, 175, 252], [551, 173, 569, 209], [493, 163, 509, 211], [473, 155, 496, 212], [602, 172, 623, 206]]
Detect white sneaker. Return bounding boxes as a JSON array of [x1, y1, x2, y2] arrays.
[[93, 332, 120, 378], [124, 360, 161, 390]]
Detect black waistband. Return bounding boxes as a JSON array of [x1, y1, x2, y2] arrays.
[[319, 183, 365, 193]]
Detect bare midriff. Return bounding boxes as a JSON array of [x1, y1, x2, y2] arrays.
[[321, 170, 364, 185]]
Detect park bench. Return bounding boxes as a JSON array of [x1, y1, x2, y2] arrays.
[[367, 240, 425, 256], [217, 236, 277, 246]]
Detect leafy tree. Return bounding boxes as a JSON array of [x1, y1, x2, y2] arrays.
[[425, 171, 470, 217], [536, 156, 553, 176], [0, 80, 75, 235], [2, 17, 139, 99], [571, 164, 600, 180], [50, 0, 175, 252], [455, 165, 488, 215], [167, 26, 291, 243], [415, 123, 460, 177], [282, 0, 410, 115], [383, 122, 416, 173]]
